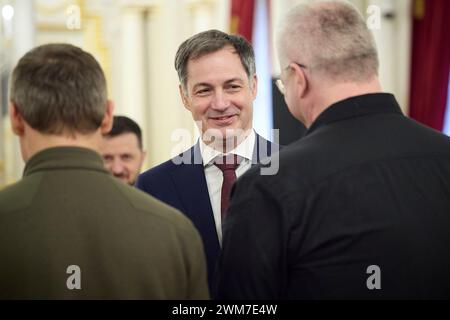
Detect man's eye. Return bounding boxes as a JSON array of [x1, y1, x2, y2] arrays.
[[195, 88, 211, 96], [121, 155, 133, 161], [226, 85, 242, 92]]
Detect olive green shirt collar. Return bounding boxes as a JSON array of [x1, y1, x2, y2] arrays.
[[23, 146, 108, 177]]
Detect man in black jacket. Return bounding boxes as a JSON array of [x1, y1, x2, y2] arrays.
[[216, 0, 450, 299]]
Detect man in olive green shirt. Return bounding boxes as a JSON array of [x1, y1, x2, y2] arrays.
[[0, 44, 209, 299]]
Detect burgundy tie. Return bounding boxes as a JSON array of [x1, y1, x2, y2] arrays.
[[214, 154, 242, 221]]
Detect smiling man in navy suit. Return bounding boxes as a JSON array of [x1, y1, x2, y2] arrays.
[[136, 30, 279, 289]]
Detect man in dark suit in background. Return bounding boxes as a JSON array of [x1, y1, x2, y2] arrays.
[[216, 1, 450, 299], [136, 30, 279, 289], [0, 44, 209, 299]]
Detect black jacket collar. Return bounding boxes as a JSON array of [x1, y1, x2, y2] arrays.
[[307, 93, 403, 135]]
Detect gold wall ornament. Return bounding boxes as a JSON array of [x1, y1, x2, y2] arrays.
[[80, 0, 112, 98], [36, 0, 74, 15], [0, 159, 4, 189], [414, 0, 426, 20], [36, 0, 83, 31], [230, 15, 239, 35]]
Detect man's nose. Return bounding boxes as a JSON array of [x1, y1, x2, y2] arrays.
[[111, 159, 125, 174], [211, 90, 230, 111]]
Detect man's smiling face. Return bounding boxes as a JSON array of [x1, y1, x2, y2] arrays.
[[180, 46, 257, 144]]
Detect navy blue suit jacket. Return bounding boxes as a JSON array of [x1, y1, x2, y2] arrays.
[[136, 134, 280, 288]]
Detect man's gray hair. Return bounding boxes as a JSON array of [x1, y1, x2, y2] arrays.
[[277, 0, 379, 82], [9, 43, 107, 135], [175, 29, 256, 90]]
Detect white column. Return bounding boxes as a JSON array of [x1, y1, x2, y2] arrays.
[[369, 0, 395, 94], [145, 2, 193, 168], [215, 0, 230, 32], [13, 0, 35, 62], [444, 79, 450, 136], [0, 6, 6, 187], [119, 8, 146, 125], [368, 0, 412, 114], [187, 0, 217, 143], [5, 0, 35, 184], [253, 0, 273, 140], [393, 0, 412, 114], [191, 1, 212, 32]]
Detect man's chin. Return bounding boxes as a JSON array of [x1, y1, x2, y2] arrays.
[[203, 126, 247, 140], [114, 175, 131, 184], [127, 177, 138, 186], [201, 126, 251, 151]]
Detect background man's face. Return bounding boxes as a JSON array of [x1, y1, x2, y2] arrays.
[[181, 46, 257, 143], [100, 133, 145, 185]]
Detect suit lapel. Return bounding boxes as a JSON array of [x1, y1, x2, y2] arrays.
[[169, 144, 220, 248], [167, 136, 279, 252]]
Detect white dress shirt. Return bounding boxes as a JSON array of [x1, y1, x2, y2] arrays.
[[199, 130, 256, 245]]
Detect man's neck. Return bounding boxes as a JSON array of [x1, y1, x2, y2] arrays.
[[305, 77, 383, 128]]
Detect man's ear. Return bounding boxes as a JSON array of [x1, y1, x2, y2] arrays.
[[100, 100, 114, 134], [179, 84, 191, 111], [251, 74, 258, 99], [292, 63, 308, 98], [9, 103, 25, 136]]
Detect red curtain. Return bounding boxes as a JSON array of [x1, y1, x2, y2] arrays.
[[230, 0, 255, 42], [409, 0, 450, 131]]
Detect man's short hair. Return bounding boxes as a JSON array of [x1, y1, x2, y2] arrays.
[[277, 0, 379, 82], [106, 116, 143, 149], [175, 29, 256, 90], [9, 43, 107, 135]]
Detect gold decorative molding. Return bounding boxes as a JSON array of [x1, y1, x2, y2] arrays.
[[0, 162, 4, 189], [186, 0, 215, 11], [36, 0, 83, 31], [36, 0, 70, 15], [79, 0, 112, 97], [119, 0, 160, 10], [36, 23, 74, 31], [414, 0, 425, 20]]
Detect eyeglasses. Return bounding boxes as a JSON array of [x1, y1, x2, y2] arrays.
[[275, 63, 307, 96]]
